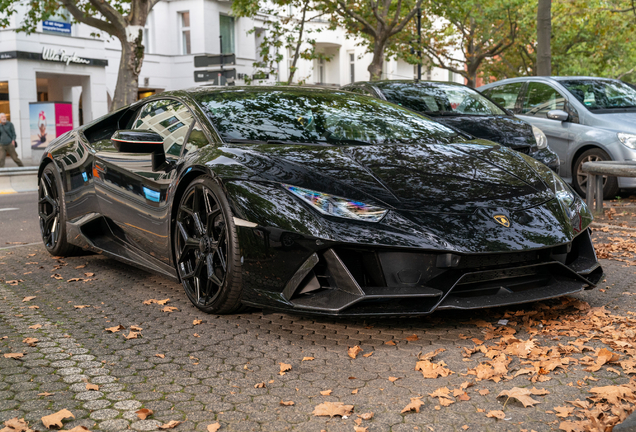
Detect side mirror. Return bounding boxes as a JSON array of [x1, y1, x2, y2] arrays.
[[111, 130, 164, 153], [547, 110, 569, 122]]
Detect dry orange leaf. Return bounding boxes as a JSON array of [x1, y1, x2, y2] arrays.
[[2, 417, 30, 432], [401, 397, 424, 413], [279, 362, 292, 375], [193, 319, 202, 325], [84, 272, 95, 277], [497, 388, 541, 407], [38, 392, 54, 396], [254, 382, 265, 388], [415, 360, 453, 378], [75, 265, 85, 269], [3, 353, 24, 359], [461, 426, 469, 431], [405, 334, 419, 342], [124, 331, 140, 340], [362, 352, 374, 358], [22, 296, 36, 302], [105, 325, 125, 333], [313, 401, 354, 417], [28, 324, 42, 329], [28, 306, 39, 309], [67, 278, 85, 282], [486, 410, 505, 420], [41, 409, 74, 428], [358, 412, 374, 420], [65, 426, 92, 432], [478, 389, 490, 396], [207, 423, 221, 432], [554, 406, 575, 418], [162, 306, 178, 313], [351, 389, 359, 394], [158, 420, 181, 429], [136, 408, 153, 420], [143, 298, 170, 305], [130, 325, 143, 331], [302, 357, 315, 361], [155, 354, 165, 359], [22, 337, 38, 347], [354, 427, 368, 432], [385, 340, 396, 346], [388, 377, 400, 382], [348, 346, 363, 359], [280, 400, 295, 406], [74, 305, 90, 309], [85, 383, 99, 391]]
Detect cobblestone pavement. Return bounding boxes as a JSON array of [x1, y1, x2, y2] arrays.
[[0, 227, 635, 431]]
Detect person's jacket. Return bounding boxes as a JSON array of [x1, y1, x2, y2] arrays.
[[0, 122, 16, 146]]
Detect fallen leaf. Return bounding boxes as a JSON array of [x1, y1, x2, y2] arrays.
[[105, 325, 125, 333], [85, 383, 99, 391], [351, 389, 359, 394], [588, 384, 634, 405], [84, 272, 95, 277], [2, 417, 31, 432], [74, 305, 90, 309], [28, 324, 42, 329], [254, 382, 265, 388], [207, 423, 221, 432], [51, 274, 63, 280], [348, 346, 363, 359], [320, 389, 332, 396], [559, 421, 588, 432], [554, 406, 575, 418], [193, 319, 202, 325], [130, 325, 142, 331], [401, 397, 424, 413], [158, 420, 181, 429], [67, 278, 85, 282], [405, 334, 419, 342], [136, 408, 153, 420], [358, 412, 374, 420], [124, 331, 140, 340], [65, 427, 92, 432], [415, 359, 453, 378], [155, 354, 165, 359], [461, 426, 469, 431], [478, 389, 490, 396], [389, 377, 400, 382], [362, 351, 374, 358], [354, 427, 368, 432], [313, 401, 354, 417], [75, 265, 85, 269], [22, 296, 36, 302], [143, 298, 170, 305], [497, 387, 541, 407], [41, 409, 74, 428], [486, 410, 505, 419], [280, 400, 295, 406], [27, 306, 39, 309], [302, 357, 315, 361], [3, 353, 24, 359], [22, 337, 38, 347], [193, 333, 200, 338], [162, 306, 178, 313], [385, 340, 396, 346], [38, 392, 54, 396], [279, 362, 292, 375]]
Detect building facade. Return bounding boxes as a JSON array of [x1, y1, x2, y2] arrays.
[[0, 0, 462, 164]]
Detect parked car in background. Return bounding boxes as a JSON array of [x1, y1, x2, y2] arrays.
[[479, 76, 636, 199], [341, 80, 560, 172]]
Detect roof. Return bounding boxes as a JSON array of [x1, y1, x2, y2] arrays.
[[344, 80, 468, 88]]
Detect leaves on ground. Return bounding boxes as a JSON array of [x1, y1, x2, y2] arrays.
[[254, 382, 265, 388], [497, 387, 543, 407], [280, 400, 295, 406], [279, 362, 291, 375], [162, 306, 178, 313], [320, 390, 332, 396], [124, 331, 140, 340], [486, 410, 505, 419], [405, 334, 419, 342], [28, 324, 42, 329], [3, 353, 24, 359], [130, 325, 142, 331], [105, 325, 125, 333], [1, 417, 33, 432], [302, 356, 314, 361], [73, 305, 90, 309], [135, 408, 153, 420], [193, 319, 202, 325], [143, 298, 170, 305], [22, 337, 37, 347], [158, 420, 181, 429], [313, 401, 354, 417], [21, 296, 35, 302], [155, 354, 165, 359], [41, 409, 74, 428], [348, 346, 363, 359], [85, 383, 99, 391], [207, 423, 221, 432], [401, 396, 425, 413]]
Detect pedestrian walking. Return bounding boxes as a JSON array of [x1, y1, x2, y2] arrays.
[[0, 113, 24, 167]]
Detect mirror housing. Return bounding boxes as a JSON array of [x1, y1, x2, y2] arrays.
[[111, 130, 164, 153], [547, 110, 569, 122]]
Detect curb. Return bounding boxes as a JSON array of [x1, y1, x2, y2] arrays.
[[0, 167, 39, 194], [614, 411, 636, 431]]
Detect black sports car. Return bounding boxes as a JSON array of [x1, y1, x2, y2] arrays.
[[38, 87, 602, 316], [341, 80, 560, 173]]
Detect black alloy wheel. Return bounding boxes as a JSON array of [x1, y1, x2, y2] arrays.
[[38, 163, 80, 256], [174, 176, 243, 313], [573, 148, 619, 200]]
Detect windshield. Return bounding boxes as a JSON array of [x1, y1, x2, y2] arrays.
[[378, 83, 507, 116], [195, 89, 459, 145], [560, 79, 636, 111]]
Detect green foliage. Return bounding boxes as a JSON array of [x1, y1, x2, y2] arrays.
[[233, 0, 332, 84]]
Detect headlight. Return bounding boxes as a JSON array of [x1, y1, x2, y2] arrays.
[[532, 125, 547, 150], [284, 184, 388, 222], [549, 172, 575, 208], [618, 133, 636, 149]]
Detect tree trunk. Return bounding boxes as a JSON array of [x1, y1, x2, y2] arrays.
[[368, 41, 386, 81], [287, 1, 308, 85], [112, 28, 145, 110], [536, 0, 552, 76]]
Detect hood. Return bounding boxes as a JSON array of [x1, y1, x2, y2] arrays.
[[209, 141, 553, 214], [593, 112, 636, 134], [433, 115, 536, 151]]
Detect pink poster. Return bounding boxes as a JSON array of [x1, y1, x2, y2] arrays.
[[54, 103, 73, 136]]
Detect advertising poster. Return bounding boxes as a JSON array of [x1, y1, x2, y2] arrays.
[[30, 102, 73, 149]]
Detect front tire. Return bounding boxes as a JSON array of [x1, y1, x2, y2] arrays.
[[174, 176, 243, 314], [572, 148, 619, 200], [38, 163, 81, 256]]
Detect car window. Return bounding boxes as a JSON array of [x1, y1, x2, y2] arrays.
[[196, 89, 459, 145], [133, 99, 194, 157], [346, 86, 373, 96], [560, 79, 636, 111], [182, 121, 210, 156], [522, 82, 565, 117], [379, 83, 506, 116], [482, 82, 523, 112]]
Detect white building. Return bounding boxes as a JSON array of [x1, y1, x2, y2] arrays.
[[0, 1, 462, 164]]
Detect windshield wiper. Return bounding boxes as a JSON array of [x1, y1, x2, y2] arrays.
[[266, 140, 333, 146], [325, 138, 373, 146], [224, 138, 267, 144]]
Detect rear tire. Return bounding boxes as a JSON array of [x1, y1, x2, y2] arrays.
[[572, 148, 619, 200], [38, 162, 82, 257], [174, 176, 243, 314]]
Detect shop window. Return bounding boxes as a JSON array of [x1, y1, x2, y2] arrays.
[[220, 15, 235, 54], [349, 53, 355, 83], [0, 82, 9, 121], [179, 12, 191, 55]]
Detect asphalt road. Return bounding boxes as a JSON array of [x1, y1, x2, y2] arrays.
[[0, 191, 41, 248]]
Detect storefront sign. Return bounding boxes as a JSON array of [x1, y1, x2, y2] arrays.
[[29, 102, 73, 149], [42, 48, 91, 66], [0, 50, 108, 66], [42, 20, 72, 35]]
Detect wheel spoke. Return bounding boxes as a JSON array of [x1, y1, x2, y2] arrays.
[[216, 247, 227, 272], [193, 213, 206, 237], [182, 257, 202, 279], [206, 209, 222, 237]]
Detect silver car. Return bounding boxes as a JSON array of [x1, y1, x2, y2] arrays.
[[479, 76, 636, 199]]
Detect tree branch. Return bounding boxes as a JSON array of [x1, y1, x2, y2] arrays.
[[87, 0, 126, 32], [58, 0, 119, 36]]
